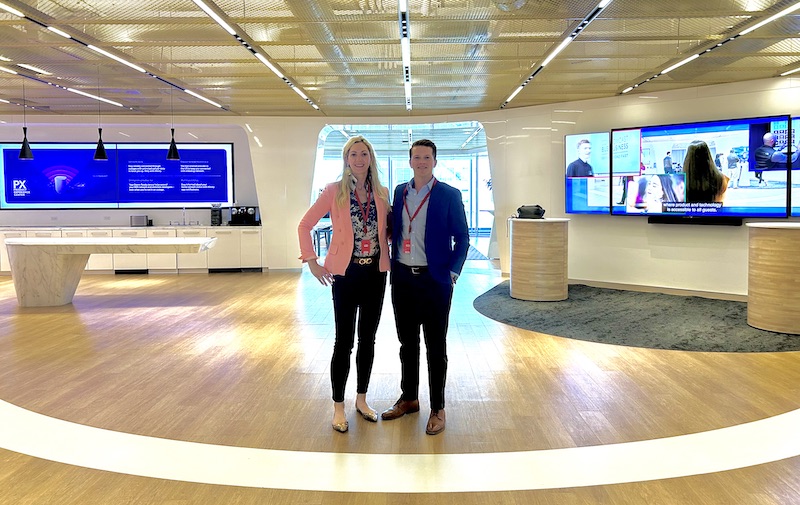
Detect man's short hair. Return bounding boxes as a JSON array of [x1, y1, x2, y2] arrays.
[[577, 139, 590, 149], [410, 139, 437, 159]]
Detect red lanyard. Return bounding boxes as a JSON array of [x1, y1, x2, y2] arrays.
[[354, 185, 372, 235], [403, 178, 436, 233]]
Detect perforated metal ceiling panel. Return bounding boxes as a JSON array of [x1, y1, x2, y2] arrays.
[[0, 0, 798, 118]]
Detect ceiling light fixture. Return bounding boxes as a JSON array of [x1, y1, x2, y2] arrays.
[[0, 2, 24, 17], [501, 0, 613, 108], [86, 45, 146, 73], [46, 26, 71, 39], [18, 80, 32, 160], [622, 1, 800, 95], [190, 0, 319, 111], [399, 0, 412, 110], [17, 63, 51, 75]]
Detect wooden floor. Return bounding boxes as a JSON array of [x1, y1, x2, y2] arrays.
[[1, 263, 800, 504]]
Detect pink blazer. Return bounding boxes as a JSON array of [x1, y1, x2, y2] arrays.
[[298, 182, 391, 275]]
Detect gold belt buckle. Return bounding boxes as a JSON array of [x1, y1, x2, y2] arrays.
[[357, 257, 372, 265]]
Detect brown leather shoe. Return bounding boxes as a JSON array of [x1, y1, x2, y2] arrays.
[[425, 409, 445, 435], [380, 398, 420, 420]]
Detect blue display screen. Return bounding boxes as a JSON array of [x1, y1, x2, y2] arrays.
[[610, 116, 790, 218], [0, 142, 234, 209], [564, 132, 610, 214]]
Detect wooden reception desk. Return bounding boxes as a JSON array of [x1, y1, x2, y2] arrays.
[[509, 218, 569, 301], [746, 222, 800, 334]]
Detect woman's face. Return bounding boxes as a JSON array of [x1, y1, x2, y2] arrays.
[[347, 142, 371, 180], [645, 176, 663, 200]]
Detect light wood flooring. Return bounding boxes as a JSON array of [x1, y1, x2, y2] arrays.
[[1, 262, 799, 504]]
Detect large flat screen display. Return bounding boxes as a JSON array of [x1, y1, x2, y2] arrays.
[[564, 131, 610, 214], [0, 142, 234, 209], [786, 118, 800, 217], [611, 115, 790, 218]]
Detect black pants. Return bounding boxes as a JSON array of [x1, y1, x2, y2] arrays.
[[390, 264, 453, 411], [330, 261, 387, 403]]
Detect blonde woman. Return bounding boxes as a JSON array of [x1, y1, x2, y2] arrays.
[[298, 136, 391, 433]]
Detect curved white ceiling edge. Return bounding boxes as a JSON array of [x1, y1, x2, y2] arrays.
[[2, 399, 800, 493]]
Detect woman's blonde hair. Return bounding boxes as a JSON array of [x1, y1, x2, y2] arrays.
[[335, 135, 389, 208]]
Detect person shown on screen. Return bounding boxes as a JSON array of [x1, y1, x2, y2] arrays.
[[630, 174, 678, 213], [566, 139, 594, 177], [684, 140, 729, 203], [663, 151, 673, 173], [726, 149, 740, 189], [754, 132, 777, 187], [768, 142, 800, 168], [382, 139, 469, 436], [297, 135, 391, 434]]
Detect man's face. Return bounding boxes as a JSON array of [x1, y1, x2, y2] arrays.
[[410, 145, 437, 181], [578, 142, 591, 161]]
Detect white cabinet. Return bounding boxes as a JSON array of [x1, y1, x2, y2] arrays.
[[0, 229, 27, 273], [206, 227, 241, 269], [26, 228, 62, 238], [176, 227, 208, 270], [240, 228, 262, 269], [146, 228, 177, 272], [62, 229, 114, 271], [112, 228, 148, 270], [86, 229, 114, 270]]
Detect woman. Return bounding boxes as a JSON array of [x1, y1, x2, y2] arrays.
[[630, 174, 678, 213], [297, 136, 391, 433], [684, 140, 729, 203]]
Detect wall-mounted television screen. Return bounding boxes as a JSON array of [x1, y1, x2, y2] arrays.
[[785, 117, 800, 217], [0, 142, 234, 209], [564, 131, 610, 214], [611, 115, 790, 218]]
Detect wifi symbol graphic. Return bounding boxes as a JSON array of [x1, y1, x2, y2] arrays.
[[42, 165, 79, 194]]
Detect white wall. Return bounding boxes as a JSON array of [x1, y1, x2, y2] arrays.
[[2, 77, 799, 295]]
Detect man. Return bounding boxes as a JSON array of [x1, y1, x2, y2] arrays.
[[726, 149, 740, 189], [381, 139, 469, 435], [753, 132, 776, 186], [663, 151, 673, 174], [566, 139, 593, 177]]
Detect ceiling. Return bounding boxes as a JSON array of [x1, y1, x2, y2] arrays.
[[1, 0, 800, 121]]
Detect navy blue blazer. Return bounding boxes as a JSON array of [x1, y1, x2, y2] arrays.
[[391, 180, 470, 285]]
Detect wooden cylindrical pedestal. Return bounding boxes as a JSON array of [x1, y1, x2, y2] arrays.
[[747, 222, 800, 334], [509, 218, 568, 301]]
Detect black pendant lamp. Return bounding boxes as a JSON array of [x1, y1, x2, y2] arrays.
[[167, 127, 180, 160], [93, 68, 108, 161], [94, 127, 108, 160], [18, 80, 33, 160]]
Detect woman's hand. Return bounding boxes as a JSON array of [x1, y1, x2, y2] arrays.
[[308, 260, 334, 286]]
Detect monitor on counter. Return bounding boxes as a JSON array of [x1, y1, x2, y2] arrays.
[[0, 142, 234, 209]]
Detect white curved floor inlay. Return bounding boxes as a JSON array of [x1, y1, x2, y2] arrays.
[[2, 399, 800, 493]]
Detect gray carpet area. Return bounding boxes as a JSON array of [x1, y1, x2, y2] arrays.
[[473, 281, 800, 352]]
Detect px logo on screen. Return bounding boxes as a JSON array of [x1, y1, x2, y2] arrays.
[[13, 179, 27, 190]]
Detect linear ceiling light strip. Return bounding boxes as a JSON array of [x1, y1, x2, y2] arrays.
[[190, 0, 320, 111], [0, 2, 226, 112], [622, 1, 800, 94], [399, 0, 412, 111], [500, 0, 613, 109]]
